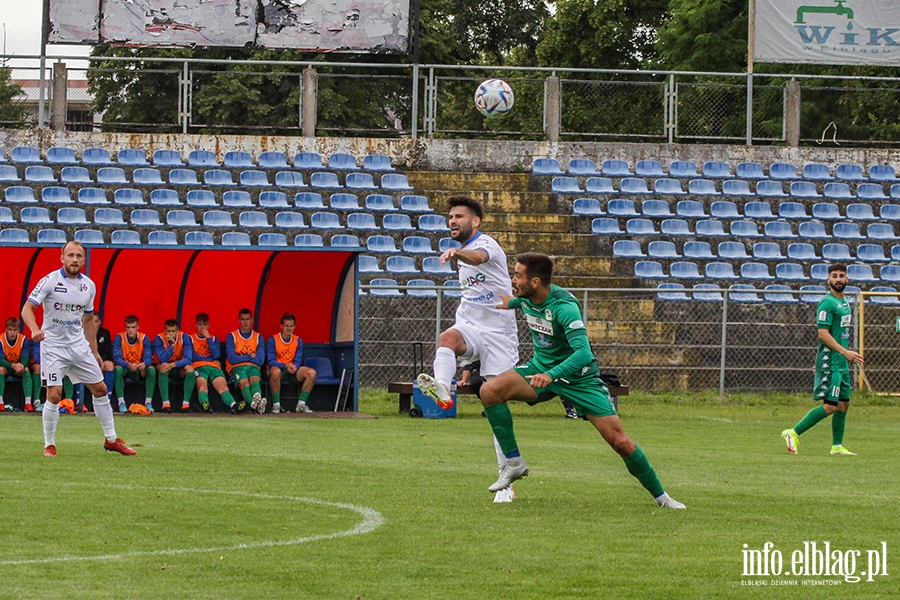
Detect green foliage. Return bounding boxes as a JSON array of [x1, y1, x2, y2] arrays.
[[0, 67, 27, 126], [656, 0, 748, 72]]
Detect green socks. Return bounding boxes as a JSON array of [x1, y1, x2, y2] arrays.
[[199, 391, 209, 407], [63, 377, 74, 401], [299, 390, 311, 403], [22, 368, 32, 403], [250, 380, 262, 398], [221, 390, 236, 406], [272, 391, 281, 404], [832, 410, 847, 446], [144, 367, 157, 402], [32, 372, 41, 402], [183, 372, 196, 405], [114, 367, 125, 399], [484, 403, 518, 456], [794, 405, 829, 435], [158, 371, 170, 402], [622, 445, 665, 499]]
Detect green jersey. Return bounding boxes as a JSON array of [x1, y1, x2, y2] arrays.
[[508, 284, 599, 381], [815, 292, 852, 372]]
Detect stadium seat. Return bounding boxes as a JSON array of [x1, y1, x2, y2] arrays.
[[607, 199, 639, 217], [573, 198, 604, 216], [787, 242, 819, 261], [626, 218, 658, 236], [660, 219, 692, 237], [702, 161, 732, 179], [654, 178, 686, 195], [330, 193, 362, 211], [721, 179, 753, 196], [82, 147, 114, 166], [764, 221, 796, 238], [0, 206, 14, 224], [358, 255, 383, 273], [641, 199, 673, 218], [647, 240, 680, 259], [718, 241, 750, 260], [25, 165, 56, 183], [619, 178, 651, 194], [42, 187, 73, 204], [591, 217, 622, 235], [552, 177, 582, 194], [363, 154, 395, 172], [294, 234, 325, 247], [222, 232, 252, 246], [310, 172, 342, 189], [400, 195, 432, 213], [166, 210, 199, 228], [386, 255, 419, 274], [295, 192, 326, 209], [111, 230, 141, 245], [406, 279, 439, 298], [258, 152, 290, 170], [868, 223, 898, 240], [705, 262, 738, 280], [869, 286, 900, 305], [293, 152, 325, 170], [847, 263, 877, 283], [274, 212, 308, 229], [857, 244, 889, 263], [891, 184, 900, 200], [692, 284, 724, 303], [823, 182, 853, 200], [729, 284, 763, 304], [668, 161, 700, 178], [203, 210, 235, 228], [257, 233, 287, 247], [240, 170, 271, 187], [11, 146, 41, 164], [687, 179, 719, 196], [845, 203, 876, 221], [0, 164, 19, 182], [346, 172, 378, 190], [581, 178, 614, 195], [710, 201, 740, 219], [835, 163, 865, 181], [367, 278, 403, 297], [695, 220, 727, 237], [612, 240, 645, 258], [439, 238, 461, 253], [382, 213, 415, 231], [74, 229, 104, 244], [132, 168, 164, 185], [822, 243, 852, 261], [670, 262, 702, 280], [778, 202, 808, 220], [567, 159, 599, 176], [756, 180, 787, 197], [169, 169, 199, 186], [833, 222, 864, 239], [78, 188, 109, 205], [60, 166, 91, 184], [801, 163, 833, 180], [56, 207, 89, 226], [347, 213, 379, 230], [188, 150, 219, 167], [402, 236, 434, 254], [736, 162, 766, 179], [635, 160, 665, 178], [422, 256, 454, 274], [258, 191, 289, 209], [743, 201, 776, 219], [118, 149, 148, 166], [185, 231, 214, 246], [775, 262, 808, 281], [148, 230, 178, 245], [380, 173, 414, 191], [111, 188, 143, 207], [869, 165, 899, 182], [880, 265, 900, 283], [769, 162, 800, 180], [275, 171, 307, 188], [532, 158, 564, 175], [366, 235, 398, 253], [0, 228, 29, 243], [204, 170, 234, 187], [46, 146, 77, 165], [36, 229, 67, 245], [151, 150, 183, 167], [810, 264, 830, 281], [310, 212, 343, 229], [239, 211, 270, 228], [765, 284, 799, 304], [799, 285, 827, 304], [857, 183, 887, 200], [20, 207, 53, 225], [149, 189, 181, 206], [676, 200, 708, 219], [186, 190, 217, 207], [811, 203, 842, 220], [752, 242, 785, 261], [418, 214, 450, 232], [656, 283, 690, 302], [130, 209, 162, 227], [634, 261, 666, 279], [328, 153, 360, 171]]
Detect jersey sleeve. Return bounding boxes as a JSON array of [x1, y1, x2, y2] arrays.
[[82, 279, 96, 314], [27, 275, 51, 307], [175, 334, 193, 368], [253, 334, 265, 367], [816, 299, 835, 329], [546, 301, 594, 381], [154, 335, 173, 363], [266, 337, 280, 368], [112, 334, 128, 368], [208, 336, 221, 361], [293, 339, 304, 368], [141, 334, 153, 365]]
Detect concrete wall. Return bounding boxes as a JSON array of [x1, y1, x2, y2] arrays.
[[3, 128, 900, 173]]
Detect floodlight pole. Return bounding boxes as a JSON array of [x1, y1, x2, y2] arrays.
[[410, 0, 422, 139], [746, 0, 755, 145]]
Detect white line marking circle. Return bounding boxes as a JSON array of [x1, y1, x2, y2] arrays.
[[0, 481, 384, 565]]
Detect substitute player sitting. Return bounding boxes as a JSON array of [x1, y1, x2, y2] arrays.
[[153, 319, 195, 412], [266, 312, 316, 414], [0, 317, 33, 412], [226, 308, 267, 415], [190, 313, 239, 413], [112, 315, 157, 413]]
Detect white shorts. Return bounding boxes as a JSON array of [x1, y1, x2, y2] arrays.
[[451, 320, 519, 378], [41, 341, 103, 388]]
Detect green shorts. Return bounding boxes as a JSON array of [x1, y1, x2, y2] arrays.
[[230, 365, 262, 384], [814, 370, 852, 404], [514, 362, 617, 418], [195, 365, 226, 382]]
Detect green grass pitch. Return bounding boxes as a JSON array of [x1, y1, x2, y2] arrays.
[[0, 391, 898, 599]]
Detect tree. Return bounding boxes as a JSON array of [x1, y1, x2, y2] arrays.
[[0, 67, 26, 127], [655, 0, 748, 72]]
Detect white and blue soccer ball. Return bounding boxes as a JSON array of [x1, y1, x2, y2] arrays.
[[474, 78, 514, 117]]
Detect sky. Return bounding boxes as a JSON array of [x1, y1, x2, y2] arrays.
[[1, 1, 89, 58]]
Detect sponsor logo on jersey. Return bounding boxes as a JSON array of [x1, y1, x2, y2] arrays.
[[79, 283, 88, 292], [53, 302, 85, 313], [526, 314, 553, 335], [818, 310, 828, 321], [54, 284, 68, 293], [460, 273, 487, 289], [544, 309, 552, 320], [840, 314, 852, 327], [569, 319, 585, 330]]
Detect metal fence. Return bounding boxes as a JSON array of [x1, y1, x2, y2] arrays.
[[358, 286, 900, 396]]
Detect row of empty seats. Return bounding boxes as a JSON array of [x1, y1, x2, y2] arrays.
[[654, 283, 900, 304], [594, 217, 897, 240], [363, 279, 461, 298], [634, 260, 900, 284], [534, 157, 900, 182], [614, 239, 900, 263], [0, 147, 397, 171]]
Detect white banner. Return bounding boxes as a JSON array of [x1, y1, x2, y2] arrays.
[[754, 0, 900, 65]]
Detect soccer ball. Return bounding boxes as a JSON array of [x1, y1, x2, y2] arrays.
[[474, 79, 514, 116]]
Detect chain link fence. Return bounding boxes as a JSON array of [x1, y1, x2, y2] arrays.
[[561, 78, 666, 140], [675, 82, 785, 142], [797, 83, 900, 145]]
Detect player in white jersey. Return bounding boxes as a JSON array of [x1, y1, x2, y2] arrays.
[[417, 196, 520, 502], [21, 242, 136, 457]]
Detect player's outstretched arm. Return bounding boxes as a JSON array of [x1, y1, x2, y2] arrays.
[[494, 294, 515, 310]]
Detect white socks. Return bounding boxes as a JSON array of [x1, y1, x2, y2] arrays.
[[433, 347, 457, 391], [92, 396, 118, 441], [493, 435, 506, 470], [43, 402, 60, 447]]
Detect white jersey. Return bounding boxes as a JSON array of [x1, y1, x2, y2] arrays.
[[27, 268, 96, 347], [455, 232, 517, 333]]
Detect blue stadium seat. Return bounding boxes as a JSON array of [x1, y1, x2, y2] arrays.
[[687, 179, 719, 196], [186, 189, 217, 207], [111, 230, 141, 245], [692, 284, 724, 303], [422, 256, 454, 274], [347, 213, 379, 230], [185, 231, 214, 246], [835, 163, 865, 181], [363, 154, 395, 172], [823, 182, 853, 200], [822, 243, 852, 261], [800, 285, 827, 304], [635, 160, 665, 178], [607, 199, 639, 217], [132, 168, 164, 185], [82, 147, 114, 166], [358, 255, 383, 273], [613, 240, 645, 258], [601, 159, 632, 177], [657, 283, 690, 302], [152, 150, 183, 167], [294, 234, 325, 247], [130, 209, 162, 227], [567, 159, 599, 176], [847, 263, 877, 283], [857, 183, 887, 200], [647, 240, 680, 259], [328, 153, 360, 171], [386, 255, 419, 274], [402, 235, 434, 254], [798, 221, 828, 239], [11, 146, 41, 164], [275, 171, 306, 188], [573, 198, 604, 216], [295, 192, 326, 209], [0, 206, 14, 224], [721, 179, 753, 196], [702, 161, 732, 179], [78, 188, 109, 205], [57, 207, 89, 226], [705, 262, 738, 280], [259, 191, 289, 209], [345, 172, 378, 190], [240, 170, 271, 187], [46, 146, 77, 165], [239, 211, 270, 228], [310, 172, 342, 189], [634, 261, 666, 279], [869, 286, 900, 305], [366, 235, 398, 253], [418, 214, 450, 232], [0, 228, 29, 243], [695, 220, 727, 237], [626, 218, 658, 236], [668, 161, 700, 178], [369, 278, 403, 297], [769, 162, 800, 180], [169, 168, 199, 186], [756, 180, 787, 197], [736, 162, 766, 179], [891, 184, 900, 200], [883, 263, 900, 282], [743, 201, 775, 219], [112, 188, 143, 206], [729, 284, 762, 304], [845, 203, 876, 221], [764, 221, 796, 238], [778, 202, 808, 220], [811, 203, 842, 220], [439, 238, 461, 253], [400, 195, 433, 213], [117, 149, 148, 166], [223, 151, 256, 169], [380, 173, 414, 191], [222, 232, 252, 247], [765, 284, 798, 304], [833, 222, 864, 239], [857, 244, 889, 263], [293, 152, 325, 170], [654, 178, 686, 195], [868, 223, 898, 240], [203, 210, 235, 228], [202, 170, 233, 186], [802, 163, 833, 180], [310, 212, 344, 229], [74, 229, 104, 244], [532, 158, 564, 175], [382, 213, 415, 231], [166, 209, 199, 228], [59, 166, 91, 184], [585, 177, 616, 194], [641, 199, 673, 218], [681, 242, 716, 260], [552, 176, 582, 194], [591, 217, 622, 235], [753, 242, 785, 261], [42, 187, 73, 204], [810, 263, 829, 281], [25, 165, 56, 183], [258, 152, 290, 169], [718, 241, 750, 260], [36, 229, 67, 245], [407, 279, 439, 298], [149, 189, 181, 206], [670, 261, 702, 280], [330, 193, 361, 211], [660, 219, 692, 237], [257, 233, 287, 247], [20, 207, 53, 224], [274, 212, 308, 229], [775, 263, 808, 281], [869, 165, 899, 182], [710, 201, 740, 219], [0, 164, 19, 181], [787, 242, 819, 261], [619, 178, 651, 194], [148, 230, 178, 245], [188, 150, 219, 167], [676, 200, 707, 219]]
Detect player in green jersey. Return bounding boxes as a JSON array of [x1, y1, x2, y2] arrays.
[[479, 253, 686, 509], [782, 263, 864, 456]]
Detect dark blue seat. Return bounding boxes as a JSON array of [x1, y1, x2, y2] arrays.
[[132, 168, 164, 185], [591, 218, 622, 235], [823, 182, 853, 200], [635, 160, 665, 178], [702, 161, 732, 179], [294, 234, 325, 247], [169, 169, 199, 186], [752, 242, 785, 261], [683, 241, 716, 259], [185, 231, 214, 246], [11, 146, 41, 164], [857, 244, 889, 263], [847, 263, 877, 283], [607, 198, 639, 217], [787, 242, 819, 261], [204, 169, 234, 186], [867, 223, 898, 240], [532, 158, 564, 175], [328, 153, 360, 171], [769, 162, 800, 180], [240, 170, 271, 187], [223, 151, 254, 169], [775, 263, 808, 281], [736, 162, 766, 179], [668, 161, 700, 178], [802, 163, 833, 180], [676, 200, 707, 219], [118, 149, 148, 166], [186, 190, 217, 207], [111, 230, 141, 245], [551, 176, 582, 194], [148, 231, 178, 245], [835, 164, 865, 181], [82, 147, 115, 166], [275, 171, 307, 188], [810, 264, 829, 281], [798, 221, 828, 239], [634, 261, 666, 279], [258, 152, 290, 169], [295, 192, 326, 209], [188, 150, 219, 167], [47, 146, 77, 165], [293, 153, 325, 170], [573, 198, 604, 216], [881, 265, 900, 283], [42, 187, 73, 204], [833, 222, 864, 240], [612, 240, 645, 258], [567, 159, 599, 176], [347, 213, 379, 230], [363, 154, 395, 172], [765, 284, 798, 304], [222, 232, 252, 247]]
